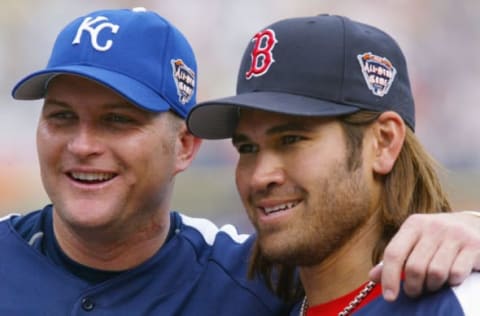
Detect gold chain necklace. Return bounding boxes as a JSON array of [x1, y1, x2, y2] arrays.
[[299, 280, 377, 316]]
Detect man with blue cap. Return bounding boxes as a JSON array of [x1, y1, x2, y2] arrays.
[[0, 7, 288, 314]]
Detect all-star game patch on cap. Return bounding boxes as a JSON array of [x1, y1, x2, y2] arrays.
[[187, 14, 415, 139], [12, 7, 197, 119]]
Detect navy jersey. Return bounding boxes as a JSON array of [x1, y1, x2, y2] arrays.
[[0, 205, 290, 315], [290, 274, 480, 315]]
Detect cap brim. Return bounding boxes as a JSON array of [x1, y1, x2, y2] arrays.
[[12, 65, 171, 113], [187, 91, 361, 139]]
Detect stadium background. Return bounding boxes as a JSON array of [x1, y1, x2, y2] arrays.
[[1, 0, 479, 233]]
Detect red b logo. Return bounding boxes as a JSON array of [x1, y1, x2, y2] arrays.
[[245, 29, 278, 79]]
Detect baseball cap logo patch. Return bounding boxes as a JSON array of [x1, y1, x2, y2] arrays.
[[357, 52, 397, 97], [72, 16, 120, 52], [171, 59, 195, 105], [245, 29, 278, 79]]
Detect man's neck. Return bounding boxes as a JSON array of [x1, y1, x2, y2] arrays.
[[299, 216, 381, 306], [52, 210, 171, 271]]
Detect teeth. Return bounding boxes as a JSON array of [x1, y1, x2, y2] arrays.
[[71, 172, 115, 182], [263, 201, 298, 214]]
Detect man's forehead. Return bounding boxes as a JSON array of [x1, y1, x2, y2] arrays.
[[238, 108, 302, 123], [234, 108, 336, 139], [47, 74, 116, 95], [236, 108, 333, 127], [45, 74, 140, 110]]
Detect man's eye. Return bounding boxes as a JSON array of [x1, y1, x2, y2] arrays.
[[236, 143, 258, 154], [47, 111, 76, 121], [281, 135, 303, 145], [105, 113, 134, 123]]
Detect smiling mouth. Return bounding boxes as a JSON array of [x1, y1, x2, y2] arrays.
[[261, 201, 300, 215], [68, 172, 116, 184]]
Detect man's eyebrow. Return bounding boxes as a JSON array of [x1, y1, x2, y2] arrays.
[[232, 121, 313, 145], [102, 103, 137, 110], [232, 134, 249, 146], [43, 98, 68, 108], [43, 98, 135, 110], [265, 122, 312, 134]]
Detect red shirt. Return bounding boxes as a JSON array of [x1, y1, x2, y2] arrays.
[[306, 281, 383, 316]]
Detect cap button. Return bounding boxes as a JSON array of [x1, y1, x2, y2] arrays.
[[132, 7, 147, 12]]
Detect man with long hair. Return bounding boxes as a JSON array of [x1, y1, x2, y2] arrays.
[[188, 14, 479, 315]]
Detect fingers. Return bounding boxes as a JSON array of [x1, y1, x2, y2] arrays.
[[401, 233, 440, 298], [368, 261, 383, 283], [379, 211, 480, 302], [474, 249, 480, 272], [378, 216, 420, 301], [395, 214, 460, 298], [423, 240, 459, 291], [426, 213, 480, 287], [448, 249, 475, 286]]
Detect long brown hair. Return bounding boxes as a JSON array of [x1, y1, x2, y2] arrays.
[[247, 111, 451, 303]]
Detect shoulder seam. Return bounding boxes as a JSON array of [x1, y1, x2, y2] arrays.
[[0, 213, 21, 222], [179, 213, 250, 246]]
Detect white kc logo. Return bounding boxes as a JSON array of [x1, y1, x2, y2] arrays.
[[72, 16, 120, 52]]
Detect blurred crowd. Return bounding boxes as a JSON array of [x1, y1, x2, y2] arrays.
[[0, 0, 479, 229]]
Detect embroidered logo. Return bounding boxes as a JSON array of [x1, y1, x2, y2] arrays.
[[72, 16, 120, 52], [171, 59, 195, 105], [245, 29, 278, 79], [357, 52, 397, 97]]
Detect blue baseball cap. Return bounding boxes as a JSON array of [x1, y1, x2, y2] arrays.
[[187, 14, 415, 139], [12, 7, 197, 119]]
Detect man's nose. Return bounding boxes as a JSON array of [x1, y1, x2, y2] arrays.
[[67, 124, 104, 158], [249, 151, 286, 192]]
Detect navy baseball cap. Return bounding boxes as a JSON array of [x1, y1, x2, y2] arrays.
[[12, 7, 197, 119], [187, 14, 415, 139]]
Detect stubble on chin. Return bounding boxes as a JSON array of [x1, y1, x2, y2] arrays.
[[256, 167, 373, 267]]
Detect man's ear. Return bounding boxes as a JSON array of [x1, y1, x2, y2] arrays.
[[174, 123, 202, 175], [371, 111, 406, 175]]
